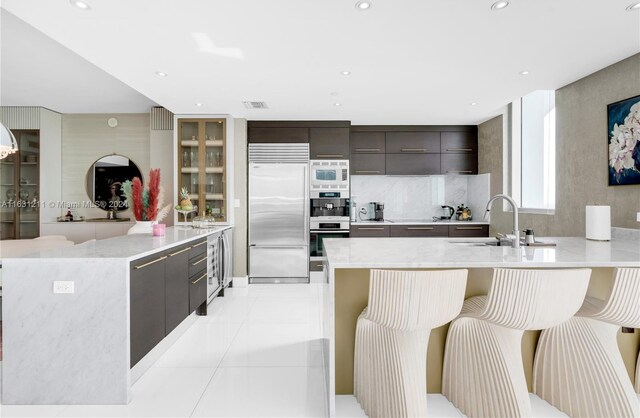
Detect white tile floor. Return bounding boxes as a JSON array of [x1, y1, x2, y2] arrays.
[[0, 283, 568, 418]]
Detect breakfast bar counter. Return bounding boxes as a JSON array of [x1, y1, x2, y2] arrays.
[[322, 236, 640, 416], [1, 226, 231, 405]]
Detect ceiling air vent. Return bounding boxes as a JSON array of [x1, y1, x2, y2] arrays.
[[243, 101, 269, 109]]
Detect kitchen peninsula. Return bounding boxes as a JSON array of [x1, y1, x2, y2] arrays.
[[1, 225, 231, 405], [322, 236, 640, 417]]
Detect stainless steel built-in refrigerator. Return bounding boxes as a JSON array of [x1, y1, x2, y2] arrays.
[[248, 144, 309, 283]]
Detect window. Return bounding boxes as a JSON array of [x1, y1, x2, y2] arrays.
[[510, 90, 556, 213]]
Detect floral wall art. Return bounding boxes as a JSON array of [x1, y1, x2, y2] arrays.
[[608, 94, 640, 185]]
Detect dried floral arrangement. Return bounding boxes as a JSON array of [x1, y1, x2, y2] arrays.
[[122, 168, 171, 221]]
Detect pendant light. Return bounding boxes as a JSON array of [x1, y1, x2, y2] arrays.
[[0, 122, 18, 159]]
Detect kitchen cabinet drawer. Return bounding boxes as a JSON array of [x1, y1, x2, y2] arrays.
[[350, 225, 390, 237], [350, 132, 385, 154], [130, 252, 167, 367], [441, 153, 478, 175], [189, 251, 208, 278], [189, 238, 207, 259], [448, 225, 489, 237], [351, 153, 385, 175], [310, 127, 350, 160], [310, 260, 324, 272], [441, 131, 478, 154], [189, 270, 208, 313], [386, 132, 440, 153], [165, 245, 190, 336], [390, 225, 449, 237], [248, 127, 309, 143], [386, 154, 440, 175]]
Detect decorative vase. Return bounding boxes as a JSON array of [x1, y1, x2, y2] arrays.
[[127, 220, 157, 235]]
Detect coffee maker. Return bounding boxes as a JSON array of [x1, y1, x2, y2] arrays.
[[374, 202, 384, 221]]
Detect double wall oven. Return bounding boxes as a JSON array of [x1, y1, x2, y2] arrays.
[[309, 160, 350, 272]]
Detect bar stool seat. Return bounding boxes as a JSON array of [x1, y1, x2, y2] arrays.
[[353, 269, 468, 418], [534, 268, 640, 417], [442, 268, 591, 418]]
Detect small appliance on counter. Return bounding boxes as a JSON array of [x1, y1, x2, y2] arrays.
[[441, 205, 455, 220], [374, 203, 385, 221], [456, 204, 473, 221]]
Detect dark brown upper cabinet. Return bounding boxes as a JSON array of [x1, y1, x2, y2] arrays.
[[309, 127, 350, 160], [385, 132, 441, 154], [351, 153, 385, 175], [350, 132, 385, 154], [248, 127, 309, 143], [386, 154, 441, 175], [441, 154, 478, 175], [441, 131, 478, 154]]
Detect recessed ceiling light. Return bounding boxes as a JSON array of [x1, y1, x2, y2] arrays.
[[330, 92, 339, 96], [334, 103, 342, 107], [340, 71, 351, 76], [155, 71, 168, 77], [490, 1, 509, 10], [626, 2, 640, 10], [70, 0, 91, 10], [195, 103, 203, 107], [355, 1, 372, 10], [519, 70, 530, 75], [470, 102, 478, 106]]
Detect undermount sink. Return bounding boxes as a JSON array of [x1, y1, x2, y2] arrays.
[[85, 218, 131, 222]]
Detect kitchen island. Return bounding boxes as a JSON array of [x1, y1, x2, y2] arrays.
[[1, 225, 231, 405], [322, 236, 640, 416]]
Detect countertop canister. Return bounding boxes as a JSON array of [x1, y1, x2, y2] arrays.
[[585, 205, 611, 241]]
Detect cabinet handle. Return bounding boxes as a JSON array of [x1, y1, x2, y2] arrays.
[[407, 227, 434, 230], [358, 227, 384, 230], [355, 148, 380, 152], [168, 247, 191, 257], [316, 154, 343, 158], [192, 241, 207, 248], [355, 170, 381, 174], [191, 273, 207, 285], [456, 226, 483, 230], [446, 170, 473, 174], [191, 256, 207, 266], [316, 264, 324, 268], [401, 148, 426, 152], [446, 148, 473, 152], [134, 255, 167, 269]]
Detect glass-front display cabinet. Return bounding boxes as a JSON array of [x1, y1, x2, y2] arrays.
[[0, 130, 40, 239], [177, 118, 226, 222]]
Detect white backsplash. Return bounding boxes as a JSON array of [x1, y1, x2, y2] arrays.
[[351, 174, 490, 221]]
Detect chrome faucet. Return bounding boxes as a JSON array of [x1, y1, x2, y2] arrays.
[[484, 194, 520, 248]]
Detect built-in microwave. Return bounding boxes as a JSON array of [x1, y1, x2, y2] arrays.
[[310, 160, 349, 198]]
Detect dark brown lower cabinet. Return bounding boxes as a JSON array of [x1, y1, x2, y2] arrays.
[[448, 224, 489, 237], [164, 245, 190, 336], [130, 253, 167, 367], [390, 225, 448, 237], [350, 225, 390, 237], [189, 268, 207, 313]]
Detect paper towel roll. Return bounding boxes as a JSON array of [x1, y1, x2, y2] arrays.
[[586, 205, 611, 241]]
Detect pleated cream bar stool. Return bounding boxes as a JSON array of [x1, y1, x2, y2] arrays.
[[534, 267, 640, 417], [442, 268, 592, 418], [353, 269, 468, 418]]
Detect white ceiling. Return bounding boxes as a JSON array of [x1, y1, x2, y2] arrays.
[[0, 9, 157, 113], [1, 0, 639, 124]]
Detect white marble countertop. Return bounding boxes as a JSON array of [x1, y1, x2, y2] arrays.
[[352, 219, 489, 225], [3, 225, 231, 262], [324, 236, 640, 268]]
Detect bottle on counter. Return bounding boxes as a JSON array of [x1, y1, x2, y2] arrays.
[[65, 208, 73, 222]]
